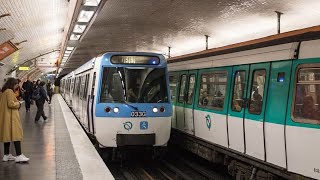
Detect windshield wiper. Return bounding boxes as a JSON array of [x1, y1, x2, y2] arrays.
[[121, 100, 139, 111], [113, 99, 139, 110]]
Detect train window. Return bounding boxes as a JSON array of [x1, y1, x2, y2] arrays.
[[186, 74, 196, 105], [178, 75, 187, 103], [293, 65, 320, 124], [80, 76, 84, 98], [100, 67, 168, 103], [77, 77, 81, 96], [231, 71, 246, 112], [91, 72, 96, 98], [72, 78, 75, 94], [169, 75, 178, 102], [83, 74, 89, 99], [248, 70, 266, 115], [198, 71, 227, 110]]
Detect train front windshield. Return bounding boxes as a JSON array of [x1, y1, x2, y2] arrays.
[[100, 67, 169, 103]]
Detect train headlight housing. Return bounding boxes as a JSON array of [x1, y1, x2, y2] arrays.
[[152, 107, 158, 113], [113, 107, 119, 113], [160, 106, 165, 112], [105, 107, 111, 113]]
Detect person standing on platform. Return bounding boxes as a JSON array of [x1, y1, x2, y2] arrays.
[[46, 82, 53, 104], [22, 78, 33, 112], [0, 78, 30, 163], [34, 81, 49, 122]]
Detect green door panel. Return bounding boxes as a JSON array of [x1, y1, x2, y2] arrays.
[[185, 70, 199, 109], [228, 65, 250, 118], [169, 72, 180, 106], [176, 71, 188, 107], [265, 61, 292, 125], [245, 63, 270, 122]]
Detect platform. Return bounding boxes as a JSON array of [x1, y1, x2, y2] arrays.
[[0, 95, 114, 180]]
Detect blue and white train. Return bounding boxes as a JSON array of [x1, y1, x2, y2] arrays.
[[60, 52, 172, 153]]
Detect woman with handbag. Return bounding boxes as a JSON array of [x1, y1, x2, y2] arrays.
[[0, 78, 29, 163]]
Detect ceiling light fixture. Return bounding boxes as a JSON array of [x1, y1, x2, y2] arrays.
[[77, 10, 94, 23], [70, 34, 81, 40], [84, 0, 101, 6], [66, 47, 74, 51], [73, 24, 86, 33]]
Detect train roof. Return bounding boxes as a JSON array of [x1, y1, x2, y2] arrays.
[[168, 25, 320, 63]]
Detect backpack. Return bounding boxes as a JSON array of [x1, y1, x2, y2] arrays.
[[32, 87, 41, 100]]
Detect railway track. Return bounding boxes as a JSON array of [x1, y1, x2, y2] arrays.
[[104, 147, 231, 180]]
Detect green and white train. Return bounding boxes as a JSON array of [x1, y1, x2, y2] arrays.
[[168, 29, 320, 179]]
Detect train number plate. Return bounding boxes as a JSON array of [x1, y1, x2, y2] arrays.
[[131, 111, 146, 117]]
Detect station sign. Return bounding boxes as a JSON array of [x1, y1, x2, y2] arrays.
[[18, 66, 30, 71], [0, 41, 18, 61]]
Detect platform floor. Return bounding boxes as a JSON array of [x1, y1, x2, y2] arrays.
[[0, 95, 113, 180]]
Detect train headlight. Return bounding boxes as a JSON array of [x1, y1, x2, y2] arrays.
[[105, 107, 111, 113], [152, 107, 158, 113], [113, 107, 119, 113], [160, 106, 165, 112]]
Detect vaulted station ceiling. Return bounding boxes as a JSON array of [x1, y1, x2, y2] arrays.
[[1, 0, 320, 80], [0, 0, 69, 81], [60, 0, 320, 75]]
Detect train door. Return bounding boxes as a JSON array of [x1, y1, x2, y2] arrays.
[[76, 77, 82, 117], [285, 60, 320, 179], [88, 72, 96, 133], [228, 65, 249, 153], [82, 74, 89, 129], [176, 70, 198, 135], [169, 73, 179, 128], [264, 61, 292, 168], [70, 78, 75, 106], [79, 76, 84, 120], [244, 63, 270, 160]]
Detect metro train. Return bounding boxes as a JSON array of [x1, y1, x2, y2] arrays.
[[60, 52, 172, 156], [168, 27, 320, 179]]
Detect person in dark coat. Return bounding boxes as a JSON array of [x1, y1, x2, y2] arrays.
[[46, 82, 53, 104], [35, 81, 49, 122], [22, 78, 33, 112]]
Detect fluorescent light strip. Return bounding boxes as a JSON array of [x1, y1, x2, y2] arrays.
[[66, 47, 74, 51], [84, 0, 101, 6], [73, 25, 86, 33], [78, 10, 94, 23], [70, 34, 81, 40]]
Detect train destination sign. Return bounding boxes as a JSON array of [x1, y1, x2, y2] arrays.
[[111, 55, 160, 65]]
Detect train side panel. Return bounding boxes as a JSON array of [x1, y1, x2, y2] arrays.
[[286, 58, 320, 179]]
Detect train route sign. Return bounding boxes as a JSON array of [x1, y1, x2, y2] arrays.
[[206, 114, 211, 130], [123, 122, 133, 131]]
